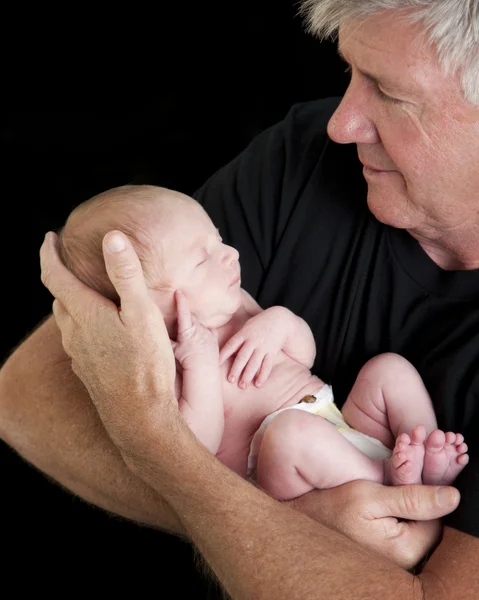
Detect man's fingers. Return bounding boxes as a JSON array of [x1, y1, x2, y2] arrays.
[[102, 231, 151, 320], [40, 231, 103, 321], [365, 518, 441, 571], [52, 298, 68, 322], [51, 299, 72, 354], [371, 483, 460, 521]]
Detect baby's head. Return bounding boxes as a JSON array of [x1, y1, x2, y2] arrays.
[[59, 184, 242, 329]]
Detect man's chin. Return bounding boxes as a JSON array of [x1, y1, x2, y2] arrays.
[[366, 188, 412, 229]]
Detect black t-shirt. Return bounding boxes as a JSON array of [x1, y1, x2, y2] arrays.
[[193, 97, 479, 538]]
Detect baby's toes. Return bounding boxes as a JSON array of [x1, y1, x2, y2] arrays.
[[392, 450, 406, 467], [444, 431, 456, 445], [457, 453, 469, 466], [396, 433, 411, 446]]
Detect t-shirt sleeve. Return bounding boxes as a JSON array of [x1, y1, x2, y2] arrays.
[[192, 97, 340, 297]]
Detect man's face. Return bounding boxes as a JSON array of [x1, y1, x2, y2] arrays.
[[327, 12, 479, 238]]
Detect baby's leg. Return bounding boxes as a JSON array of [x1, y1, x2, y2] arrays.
[[342, 353, 468, 485], [255, 410, 385, 501], [341, 353, 438, 448]]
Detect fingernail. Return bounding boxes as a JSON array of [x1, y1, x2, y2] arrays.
[[106, 234, 126, 252], [436, 487, 459, 507], [229, 376, 235, 383]]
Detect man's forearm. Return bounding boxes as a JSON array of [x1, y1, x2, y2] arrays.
[[0, 316, 184, 535], [129, 429, 478, 600]]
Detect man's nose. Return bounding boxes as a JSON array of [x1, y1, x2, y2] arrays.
[[327, 82, 380, 145]]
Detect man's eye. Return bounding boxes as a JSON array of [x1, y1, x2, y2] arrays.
[[377, 87, 400, 104], [197, 258, 208, 266]]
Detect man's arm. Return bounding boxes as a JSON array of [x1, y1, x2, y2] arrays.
[[38, 229, 479, 600], [0, 315, 184, 535], [131, 432, 479, 600], [0, 304, 459, 568]]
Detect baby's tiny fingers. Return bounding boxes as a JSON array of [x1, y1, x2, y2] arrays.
[[255, 354, 273, 387], [219, 336, 243, 365], [175, 290, 192, 333], [228, 344, 253, 384], [239, 350, 263, 387]]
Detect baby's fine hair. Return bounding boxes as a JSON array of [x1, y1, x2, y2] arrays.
[[58, 184, 179, 303]]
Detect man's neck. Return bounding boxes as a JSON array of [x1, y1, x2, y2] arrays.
[[408, 228, 479, 271]]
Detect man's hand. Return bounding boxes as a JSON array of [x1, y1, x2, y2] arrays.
[[40, 230, 180, 461], [219, 307, 289, 388], [288, 479, 460, 570]]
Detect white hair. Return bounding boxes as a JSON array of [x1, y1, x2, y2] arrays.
[[299, 0, 479, 106]]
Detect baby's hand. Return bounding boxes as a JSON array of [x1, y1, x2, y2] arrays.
[[219, 307, 287, 388], [172, 290, 219, 370]]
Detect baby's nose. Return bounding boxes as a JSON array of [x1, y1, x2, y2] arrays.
[[222, 244, 239, 264]]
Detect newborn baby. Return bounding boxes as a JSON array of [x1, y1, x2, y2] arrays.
[[58, 184, 468, 500]]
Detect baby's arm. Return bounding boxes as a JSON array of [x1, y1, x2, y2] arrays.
[[240, 289, 316, 367], [174, 291, 224, 454], [278, 308, 317, 368], [220, 289, 316, 388]]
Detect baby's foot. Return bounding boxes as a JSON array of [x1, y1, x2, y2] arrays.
[[423, 430, 469, 485], [388, 425, 427, 485]]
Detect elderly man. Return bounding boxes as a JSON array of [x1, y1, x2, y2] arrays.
[[2, 1, 479, 598]]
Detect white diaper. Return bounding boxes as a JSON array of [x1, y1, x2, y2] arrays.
[[247, 384, 392, 479]]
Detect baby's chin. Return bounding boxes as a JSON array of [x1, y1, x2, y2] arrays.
[[199, 297, 241, 329], [202, 313, 234, 329]]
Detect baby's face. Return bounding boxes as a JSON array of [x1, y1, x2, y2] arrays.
[[157, 200, 242, 328]]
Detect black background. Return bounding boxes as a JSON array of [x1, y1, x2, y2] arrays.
[[2, 2, 347, 596]]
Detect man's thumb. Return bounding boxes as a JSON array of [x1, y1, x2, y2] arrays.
[[374, 484, 460, 521], [103, 231, 150, 317]]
